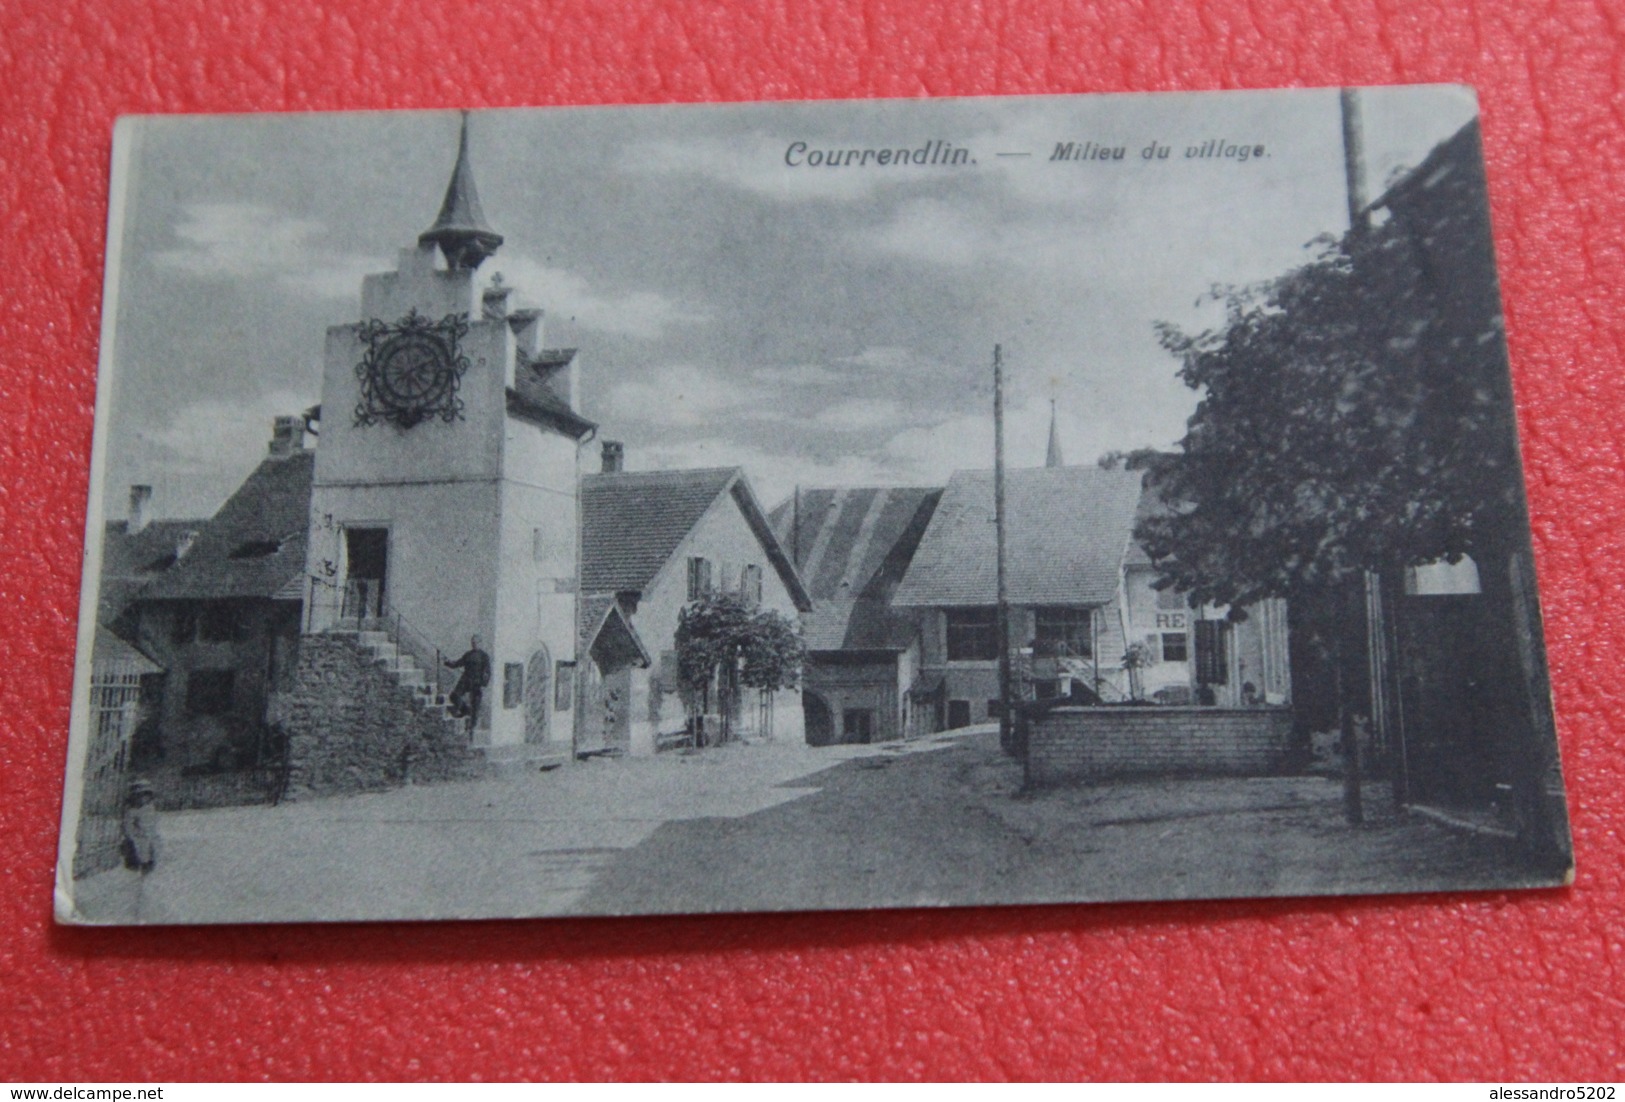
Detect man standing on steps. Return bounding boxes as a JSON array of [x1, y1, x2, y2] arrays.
[[445, 635, 491, 736]]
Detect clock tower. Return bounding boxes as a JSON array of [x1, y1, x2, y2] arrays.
[[302, 113, 593, 750]]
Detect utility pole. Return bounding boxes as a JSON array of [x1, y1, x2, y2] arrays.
[[994, 345, 1015, 756], [1340, 86, 1368, 825]]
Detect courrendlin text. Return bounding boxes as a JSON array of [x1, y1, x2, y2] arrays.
[[785, 140, 972, 167]]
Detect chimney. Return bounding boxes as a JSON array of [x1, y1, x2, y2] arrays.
[[269, 415, 307, 458], [482, 273, 512, 320], [601, 441, 625, 473], [128, 485, 152, 534]]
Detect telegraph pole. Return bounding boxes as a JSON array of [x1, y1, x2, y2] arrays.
[[1340, 86, 1367, 825], [994, 344, 1015, 756]]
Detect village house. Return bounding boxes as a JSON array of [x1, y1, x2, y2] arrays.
[[106, 421, 313, 795], [769, 486, 941, 745], [579, 446, 812, 755], [888, 463, 1292, 730]]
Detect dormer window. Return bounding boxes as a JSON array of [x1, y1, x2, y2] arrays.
[[228, 539, 282, 560]]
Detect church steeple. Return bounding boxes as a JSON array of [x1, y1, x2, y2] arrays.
[[418, 112, 504, 271], [1045, 399, 1064, 468]]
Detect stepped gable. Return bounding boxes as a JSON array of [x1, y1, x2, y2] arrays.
[[769, 486, 942, 652], [139, 451, 314, 602], [506, 347, 594, 438], [892, 466, 1146, 608]]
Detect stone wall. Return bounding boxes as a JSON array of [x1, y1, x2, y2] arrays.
[[280, 634, 478, 798], [1026, 705, 1294, 787]]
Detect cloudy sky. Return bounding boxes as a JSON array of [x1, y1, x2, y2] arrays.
[[100, 87, 1478, 518]]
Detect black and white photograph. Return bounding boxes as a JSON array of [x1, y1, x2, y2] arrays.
[[57, 86, 1573, 925]]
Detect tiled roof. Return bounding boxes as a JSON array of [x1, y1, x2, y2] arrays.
[[507, 350, 595, 439], [139, 452, 315, 602], [892, 466, 1145, 608], [582, 467, 740, 593], [581, 467, 811, 610], [97, 517, 208, 627], [92, 626, 162, 674], [768, 486, 941, 652]]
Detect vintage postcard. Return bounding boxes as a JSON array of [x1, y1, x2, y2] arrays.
[[58, 87, 1572, 924]]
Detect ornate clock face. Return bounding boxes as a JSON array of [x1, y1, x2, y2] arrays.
[[354, 310, 471, 428], [376, 332, 455, 410]]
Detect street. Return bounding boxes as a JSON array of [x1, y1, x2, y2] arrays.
[[65, 726, 1533, 925]]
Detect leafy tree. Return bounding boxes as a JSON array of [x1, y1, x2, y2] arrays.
[[1139, 123, 1558, 852], [675, 590, 805, 743], [1096, 447, 1168, 473]]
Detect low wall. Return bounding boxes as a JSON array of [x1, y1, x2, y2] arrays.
[[280, 635, 478, 799], [1026, 705, 1294, 787]]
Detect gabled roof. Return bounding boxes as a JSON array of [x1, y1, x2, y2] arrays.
[[579, 594, 652, 669], [769, 486, 941, 652], [892, 466, 1145, 608], [138, 452, 314, 602], [581, 467, 812, 611]]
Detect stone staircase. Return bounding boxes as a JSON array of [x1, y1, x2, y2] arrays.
[[325, 620, 569, 775], [328, 621, 460, 726]]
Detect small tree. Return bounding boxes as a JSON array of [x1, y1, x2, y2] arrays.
[[1120, 642, 1155, 702], [675, 590, 805, 744]]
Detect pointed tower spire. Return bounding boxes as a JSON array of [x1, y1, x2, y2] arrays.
[[419, 112, 504, 271], [1045, 399, 1064, 468]]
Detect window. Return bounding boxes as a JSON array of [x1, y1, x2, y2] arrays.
[[503, 663, 524, 709], [945, 607, 999, 661], [1161, 632, 1189, 663], [1195, 620, 1228, 685], [1034, 607, 1093, 658], [170, 604, 197, 645], [185, 669, 235, 716], [656, 650, 680, 693], [741, 564, 763, 605], [228, 539, 281, 560], [199, 602, 242, 643], [986, 699, 1002, 719], [554, 660, 575, 711], [946, 700, 972, 729], [686, 557, 713, 601]]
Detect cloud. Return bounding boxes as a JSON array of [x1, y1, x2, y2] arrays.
[[130, 387, 317, 518], [811, 399, 908, 432], [601, 363, 782, 428], [485, 257, 707, 340], [151, 202, 383, 301]]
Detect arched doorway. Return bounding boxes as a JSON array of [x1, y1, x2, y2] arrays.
[[803, 691, 834, 747], [524, 647, 552, 744]]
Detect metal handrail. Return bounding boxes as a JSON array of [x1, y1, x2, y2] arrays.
[[343, 587, 456, 702]]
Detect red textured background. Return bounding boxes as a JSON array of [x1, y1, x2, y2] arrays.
[[3, 0, 1623, 1082]]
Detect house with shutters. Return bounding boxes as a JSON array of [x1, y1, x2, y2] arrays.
[[889, 464, 1291, 730], [577, 450, 813, 756], [102, 420, 314, 792]]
